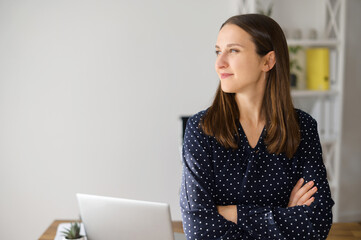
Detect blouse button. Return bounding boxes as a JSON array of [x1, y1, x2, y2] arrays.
[[255, 149, 259, 153]]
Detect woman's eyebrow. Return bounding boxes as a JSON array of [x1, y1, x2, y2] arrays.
[[215, 43, 245, 48]]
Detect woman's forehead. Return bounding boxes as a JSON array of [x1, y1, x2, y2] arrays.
[[216, 24, 253, 48]]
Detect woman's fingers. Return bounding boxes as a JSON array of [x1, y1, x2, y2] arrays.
[[294, 180, 314, 200], [288, 178, 318, 207], [290, 179, 313, 206], [297, 186, 317, 205], [303, 196, 315, 206]]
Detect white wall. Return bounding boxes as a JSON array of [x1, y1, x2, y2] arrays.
[[339, 0, 361, 222], [0, 1, 233, 239]]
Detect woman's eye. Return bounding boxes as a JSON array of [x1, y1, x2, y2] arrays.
[[215, 49, 238, 55]]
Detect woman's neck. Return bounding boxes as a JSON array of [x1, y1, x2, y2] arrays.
[[235, 80, 266, 127]]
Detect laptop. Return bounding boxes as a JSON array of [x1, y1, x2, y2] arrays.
[[76, 193, 184, 240]]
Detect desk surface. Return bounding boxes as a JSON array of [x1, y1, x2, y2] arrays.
[[39, 220, 184, 240], [39, 220, 361, 240]]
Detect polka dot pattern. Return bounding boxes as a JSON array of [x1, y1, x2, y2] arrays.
[[179, 108, 334, 239]]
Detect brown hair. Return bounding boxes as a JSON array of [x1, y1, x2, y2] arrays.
[[201, 14, 300, 158]]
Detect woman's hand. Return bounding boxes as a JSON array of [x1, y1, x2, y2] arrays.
[[288, 178, 317, 207], [216, 205, 238, 224]]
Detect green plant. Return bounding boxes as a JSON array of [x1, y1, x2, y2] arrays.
[[61, 222, 83, 239], [289, 46, 303, 73]]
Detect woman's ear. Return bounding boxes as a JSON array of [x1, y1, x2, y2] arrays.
[[262, 51, 276, 72]]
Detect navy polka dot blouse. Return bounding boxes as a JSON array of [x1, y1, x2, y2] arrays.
[[180, 108, 334, 239]]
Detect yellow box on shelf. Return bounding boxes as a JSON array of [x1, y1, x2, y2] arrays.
[[306, 48, 330, 90]]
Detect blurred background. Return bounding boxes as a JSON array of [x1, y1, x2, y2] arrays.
[[0, 0, 360, 239]]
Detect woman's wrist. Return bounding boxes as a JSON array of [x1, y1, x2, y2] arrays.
[[216, 205, 238, 224]]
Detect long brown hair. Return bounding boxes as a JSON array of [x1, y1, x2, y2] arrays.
[[201, 14, 300, 158]]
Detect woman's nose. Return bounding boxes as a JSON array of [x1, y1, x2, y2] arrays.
[[215, 53, 228, 69]]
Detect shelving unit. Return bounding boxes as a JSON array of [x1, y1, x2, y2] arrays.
[[287, 39, 339, 47], [291, 89, 339, 97], [237, 0, 346, 222]]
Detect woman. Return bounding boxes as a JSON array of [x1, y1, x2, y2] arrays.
[[180, 14, 334, 240]]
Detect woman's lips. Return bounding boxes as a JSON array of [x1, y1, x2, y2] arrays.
[[221, 73, 233, 79]]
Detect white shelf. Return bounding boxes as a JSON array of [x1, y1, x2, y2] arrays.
[[291, 89, 339, 98], [287, 39, 339, 47]]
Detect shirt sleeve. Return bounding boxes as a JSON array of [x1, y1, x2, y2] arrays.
[[180, 116, 249, 240], [235, 118, 334, 240]]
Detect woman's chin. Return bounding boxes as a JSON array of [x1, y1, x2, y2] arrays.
[[221, 85, 237, 93]]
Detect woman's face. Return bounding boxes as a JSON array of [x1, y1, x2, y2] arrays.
[[215, 24, 266, 94]]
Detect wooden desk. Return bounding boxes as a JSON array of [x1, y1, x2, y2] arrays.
[[328, 222, 361, 240], [39, 220, 361, 240], [39, 220, 184, 240]]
